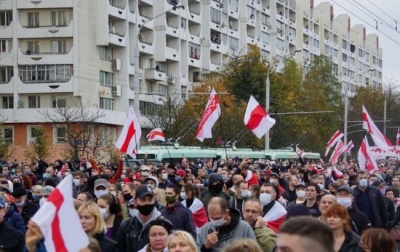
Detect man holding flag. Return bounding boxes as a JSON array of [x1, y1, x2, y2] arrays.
[[0, 194, 25, 251]]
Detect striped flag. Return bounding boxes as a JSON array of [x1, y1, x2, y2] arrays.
[[325, 130, 344, 156], [396, 128, 400, 146], [244, 95, 275, 138], [31, 175, 89, 251], [147, 128, 165, 142], [362, 105, 392, 149], [344, 140, 354, 153], [115, 107, 142, 155], [196, 88, 221, 142], [358, 136, 379, 174]]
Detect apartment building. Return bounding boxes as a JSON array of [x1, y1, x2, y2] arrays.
[[0, 0, 382, 161]]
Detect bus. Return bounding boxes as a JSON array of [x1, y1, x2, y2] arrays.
[[265, 149, 321, 163]]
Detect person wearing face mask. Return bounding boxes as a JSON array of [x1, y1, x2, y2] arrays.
[[259, 183, 287, 233], [0, 192, 26, 233], [201, 174, 231, 209], [181, 184, 208, 230], [156, 168, 172, 190], [73, 172, 89, 198], [30, 185, 43, 205], [287, 183, 307, 207], [336, 185, 371, 235], [39, 186, 55, 208], [97, 193, 123, 241], [117, 185, 168, 252], [93, 179, 110, 199], [353, 170, 388, 228], [161, 184, 196, 239], [371, 180, 395, 221], [11, 187, 39, 225], [0, 195, 25, 251], [196, 197, 256, 252], [228, 180, 251, 216], [140, 166, 151, 180]]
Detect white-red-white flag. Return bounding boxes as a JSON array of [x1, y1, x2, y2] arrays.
[[325, 130, 344, 156], [332, 167, 344, 178], [296, 145, 305, 158], [244, 95, 276, 139], [362, 105, 392, 149], [196, 88, 221, 142], [31, 174, 89, 252], [358, 136, 379, 174], [329, 140, 345, 164], [147, 128, 165, 142], [115, 107, 142, 155], [344, 140, 354, 153], [396, 128, 400, 146]]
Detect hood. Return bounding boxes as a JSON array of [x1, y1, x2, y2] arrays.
[[208, 173, 223, 185], [132, 207, 161, 226], [218, 208, 240, 233]]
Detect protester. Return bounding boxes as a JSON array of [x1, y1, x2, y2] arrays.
[[0, 194, 25, 251], [259, 183, 287, 233], [318, 194, 337, 219], [282, 175, 299, 202], [229, 180, 251, 215], [202, 173, 231, 209], [303, 183, 321, 217], [78, 192, 94, 202], [139, 218, 173, 252], [0, 191, 26, 233], [181, 183, 208, 230], [11, 187, 39, 225], [359, 228, 397, 252], [96, 193, 123, 241], [223, 238, 263, 252], [168, 230, 198, 252]]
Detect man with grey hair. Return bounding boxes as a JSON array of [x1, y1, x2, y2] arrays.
[[276, 216, 334, 252]]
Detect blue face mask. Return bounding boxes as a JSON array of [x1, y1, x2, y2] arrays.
[[43, 173, 51, 179], [11, 169, 15, 174], [359, 178, 368, 187], [175, 176, 182, 183], [32, 195, 42, 202]]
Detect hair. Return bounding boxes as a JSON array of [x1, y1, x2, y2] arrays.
[[73, 171, 85, 179], [360, 228, 396, 252], [123, 182, 136, 191], [244, 198, 262, 213], [249, 184, 260, 199], [166, 184, 181, 195], [77, 202, 106, 235], [98, 193, 123, 219], [208, 197, 228, 213], [167, 231, 198, 252], [86, 236, 101, 252], [31, 185, 43, 193], [356, 170, 369, 177], [234, 180, 246, 190], [386, 187, 395, 195], [328, 182, 341, 191], [223, 238, 262, 252], [323, 204, 351, 233], [184, 183, 200, 199], [108, 184, 119, 196], [279, 216, 334, 252], [156, 167, 166, 176], [306, 182, 321, 194]]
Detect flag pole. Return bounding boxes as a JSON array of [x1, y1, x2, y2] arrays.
[[216, 94, 228, 161]]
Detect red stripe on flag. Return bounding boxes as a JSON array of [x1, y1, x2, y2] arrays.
[[362, 112, 373, 132], [47, 189, 67, 252], [120, 122, 136, 152], [246, 104, 267, 130]]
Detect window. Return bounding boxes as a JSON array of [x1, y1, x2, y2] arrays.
[[313, 39, 319, 48], [0, 11, 12, 26], [51, 40, 67, 54], [27, 41, 39, 54], [28, 12, 39, 27], [247, 6, 255, 20], [261, 14, 270, 26], [342, 53, 347, 62], [139, 101, 160, 116], [0, 40, 11, 53], [0, 127, 13, 144], [0, 67, 13, 83], [100, 71, 113, 87], [2, 96, 13, 109], [147, 82, 155, 93], [276, 38, 284, 50], [228, 36, 239, 50], [333, 49, 338, 58], [229, 0, 238, 12], [189, 43, 200, 59], [52, 96, 66, 108], [158, 83, 168, 96], [100, 97, 113, 110], [28, 96, 40, 108], [210, 8, 221, 24], [51, 11, 67, 26], [19, 65, 72, 83], [342, 39, 347, 50], [100, 46, 113, 61], [54, 126, 66, 143], [181, 85, 187, 99], [261, 32, 270, 44]]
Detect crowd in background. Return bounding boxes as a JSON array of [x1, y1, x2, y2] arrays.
[[0, 155, 399, 251]]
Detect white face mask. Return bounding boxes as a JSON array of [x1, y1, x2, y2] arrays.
[[337, 197, 352, 208], [296, 190, 306, 198], [99, 207, 110, 219], [180, 192, 187, 200], [110, 191, 117, 196], [141, 171, 149, 177], [73, 179, 81, 186], [318, 183, 325, 190], [240, 189, 251, 199], [162, 174, 168, 180], [210, 217, 226, 227], [94, 189, 108, 199], [343, 180, 349, 185], [121, 174, 126, 180], [269, 179, 277, 184], [15, 201, 25, 207], [259, 193, 272, 205], [359, 178, 368, 187]]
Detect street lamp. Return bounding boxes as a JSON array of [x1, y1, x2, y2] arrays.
[[133, 4, 184, 117], [343, 69, 373, 158]]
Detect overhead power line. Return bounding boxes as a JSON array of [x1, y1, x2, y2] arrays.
[[364, 0, 399, 27]]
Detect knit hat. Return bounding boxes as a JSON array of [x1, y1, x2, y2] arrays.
[[286, 205, 310, 220], [148, 219, 174, 234], [11, 187, 27, 197]]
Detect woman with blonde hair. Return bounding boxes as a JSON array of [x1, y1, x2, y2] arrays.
[[167, 230, 198, 252], [77, 202, 118, 252], [224, 239, 262, 252]]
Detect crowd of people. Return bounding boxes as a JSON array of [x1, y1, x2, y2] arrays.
[[0, 155, 399, 251]]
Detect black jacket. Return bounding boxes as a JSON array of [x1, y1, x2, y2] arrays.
[[348, 204, 371, 235], [11, 201, 39, 225], [161, 201, 196, 239], [94, 232, 119, 252], [339, 231, 362, 252], [0, 221, 25, 251], [353, 185, 388, 228]]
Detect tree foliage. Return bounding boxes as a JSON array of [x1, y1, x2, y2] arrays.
[[24, 125, 52, 161]]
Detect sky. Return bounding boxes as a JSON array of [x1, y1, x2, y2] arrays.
[[314, 0, 400, 87]]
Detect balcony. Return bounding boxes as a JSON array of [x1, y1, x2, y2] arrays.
[[140, 0, 154, 6], [139, 41, 154, 54], [165, 47, 180, 61], [17, 77, 74, 94], [109, 32, 127, 47], [210, 42, 222, 52], [210, 62, 221, 72], [0, 49, 14, 66], [144, 68, 167, 82], [247, 17, 256, 27], [18, 22, 73, 39], [188, 55, 201, 68], [108, 0, 127, 19], [210, 21, 222, 31], [0, 76, 14, 94], [166, 25, 179, 38], [188, 11, 201, 24], [17, 0, 73, 9], [0, 0, 13, 9], [18, 48, 74, 65], [246, 36, 256, 45]]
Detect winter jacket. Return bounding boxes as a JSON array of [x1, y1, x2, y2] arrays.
[[161, 201, 196, 239], [11, 201, 39, 226], [94, 232, 119, 252], [348, 204, 371, 235], [0, 221, 25, 251], [196, 208, 256, 252], [4, 205, 26, 233], [117, 208, 166, 252], [338, 231, 362, 252], [353, 185, 388, 228], [138, 244, 167, 252], [253, 225, 277, 252]]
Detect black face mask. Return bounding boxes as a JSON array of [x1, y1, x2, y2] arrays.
[[13, 182, 22, 189], [136, 203, 155, 216], [123, 193, 133, 202], [209, 182, 223, 194]]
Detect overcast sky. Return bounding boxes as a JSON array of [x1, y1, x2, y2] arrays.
[[314, 0, 400, 86]]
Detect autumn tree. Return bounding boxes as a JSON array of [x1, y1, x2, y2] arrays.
[[24, 125, 52, 161]]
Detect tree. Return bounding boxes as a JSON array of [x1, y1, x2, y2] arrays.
[[24, 125, 52, 161], [40, 101, 117, 161], [0, 115, 13, 159]]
